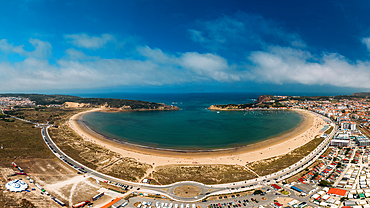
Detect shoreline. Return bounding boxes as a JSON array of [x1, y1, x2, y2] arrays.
[[68, 108, 327, 166], [76, 109, 303, 153]]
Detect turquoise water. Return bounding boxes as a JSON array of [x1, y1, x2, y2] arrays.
[[82, 93, 302, 150]]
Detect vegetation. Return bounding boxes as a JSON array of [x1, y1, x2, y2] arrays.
[[319, 180, 332, 187], [0, 93, 176, 110], [246, 136, 325, 176], [150, 164, 257, 185], [336, 162, 342, 168], [0, 118, 54, 166], [253, 190, 263, 195], [324, 126, 334, 135], [280, 190, 290, 195], [50, 119, 152, 182]]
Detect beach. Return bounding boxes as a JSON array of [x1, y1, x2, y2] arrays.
[[68, 108, 327, 167]]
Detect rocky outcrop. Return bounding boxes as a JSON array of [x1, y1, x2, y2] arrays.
[[257, 95, 272, 103], [208, 104, 247, 111]]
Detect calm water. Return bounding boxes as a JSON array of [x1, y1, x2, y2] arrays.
[[79, 93, 302, 150]]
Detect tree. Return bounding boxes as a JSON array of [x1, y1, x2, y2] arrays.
[[336, 162, 342, 168], [340, 197, 348, 202], [319, 180, 332, 187], [253, 190, 263, 195]]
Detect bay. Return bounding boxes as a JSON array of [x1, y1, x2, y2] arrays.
[[78, 93, 303, 150]]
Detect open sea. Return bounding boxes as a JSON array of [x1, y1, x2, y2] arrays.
[[75, 93, 303, 150]]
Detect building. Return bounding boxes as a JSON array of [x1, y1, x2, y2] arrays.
[[271, 184, 282, 191], [273, 202, 283, 208], [355, 135, 370, 146], [327, 188, 347, 197], [330, 139, 349, 147]]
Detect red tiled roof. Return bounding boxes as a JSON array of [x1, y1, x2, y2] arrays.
[[327, 188, 347, 197]]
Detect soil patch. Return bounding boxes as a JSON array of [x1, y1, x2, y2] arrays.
[[174, 185, 201, 198]]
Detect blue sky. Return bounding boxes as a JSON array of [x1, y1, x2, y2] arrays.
[[1, 0, 370, 94]]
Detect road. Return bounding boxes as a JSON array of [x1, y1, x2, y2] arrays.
[[1, 107, 338, 204], [40, 111, 336, 202]]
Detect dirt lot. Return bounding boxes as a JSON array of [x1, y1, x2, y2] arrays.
[[0, 158, 114, 207], [150, 164, 257, 185]]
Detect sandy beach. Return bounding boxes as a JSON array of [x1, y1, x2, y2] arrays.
[[67, 108, 327, 168]]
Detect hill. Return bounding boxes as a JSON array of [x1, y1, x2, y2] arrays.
[[0, 94, 179, 111]]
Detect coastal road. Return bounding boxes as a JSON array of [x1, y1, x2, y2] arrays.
[[1, 107, 337, 203], [41, 124, 226, 202], [40, 110, 337, 202]]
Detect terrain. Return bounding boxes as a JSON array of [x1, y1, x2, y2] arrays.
[[0, 93, 179, 111], [208, 92, 370, 110]]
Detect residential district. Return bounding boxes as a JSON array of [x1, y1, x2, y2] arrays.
[[2, 95, 370, 208]]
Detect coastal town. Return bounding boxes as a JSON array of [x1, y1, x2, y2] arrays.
[[3, 1, 370, 208], [2, 94, 370, 208]]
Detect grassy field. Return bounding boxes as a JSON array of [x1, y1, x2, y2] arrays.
[[47, 109, 152, 182], [324, 126, 334, 135], [0, 118, 54, 166], [246, 136, 325, 176], [150, 164, 257, 185], [0, 107, 73, 207]]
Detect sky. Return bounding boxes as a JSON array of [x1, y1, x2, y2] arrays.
[[1, 0, 370, 94]]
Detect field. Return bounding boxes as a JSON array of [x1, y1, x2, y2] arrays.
[[0, 119, 54, 165], [49, 119, 153, 182], [150, 164, 257, 185], [246, 136, 325, 176], [0, 107, 121, 207]]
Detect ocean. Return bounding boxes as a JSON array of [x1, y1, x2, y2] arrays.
[[74, 93, 303, 150]]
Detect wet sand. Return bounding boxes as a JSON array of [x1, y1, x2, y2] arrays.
[[67, 108, 327, 167]]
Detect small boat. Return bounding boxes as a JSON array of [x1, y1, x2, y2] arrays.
[[217, 111, 220, 113]]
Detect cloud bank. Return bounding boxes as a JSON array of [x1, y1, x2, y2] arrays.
[[1, 12, 370, 92]]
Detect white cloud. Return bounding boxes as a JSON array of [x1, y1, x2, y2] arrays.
[[137, 45, 175, 64], [362, 37, 370, 51], [65, 48, 88, 60], [179, 52, 239, 81], [64, 33, 115, 49], [187, 29, 208, 43], [3, 33, 370, 92], [0, 38, 51, 58], [248, 46, 370, 88]]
